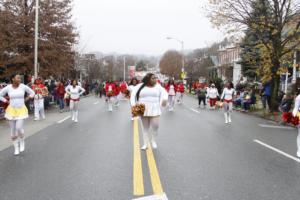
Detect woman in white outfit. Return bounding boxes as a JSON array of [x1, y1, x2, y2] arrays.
[[65, 80, 86, 123], [131, 73, 168, 150], [128, 78, 138, 121], [221, 82, 235, 124], [165, 79, 177, 112], [207, 84, 219, 109], [292, 93, 300, 157], [0, 74, 35, 155]]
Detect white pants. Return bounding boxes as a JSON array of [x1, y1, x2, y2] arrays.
[[9, 119, 24, 140], [34, 99, 45, 119], [168, 95, 176, 109], [177, 93, 183, 103], [141, 117, 160, 145], [224, 102, 233, 121], [70, 100, 79, 120], [107, 97, 114, 111]]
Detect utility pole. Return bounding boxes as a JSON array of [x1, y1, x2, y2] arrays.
[[34, 0, 39, 79]]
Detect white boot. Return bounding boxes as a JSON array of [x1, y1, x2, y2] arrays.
[[71, 111, 75, 121], [224, 113, 228, 124], [141, 132, 149, 151], [151, 133, 158, 149], [13, 140, 20, 156], [228, 113, 232, 123], [19, 137, 25, 152], [74, 111, 78, 123]]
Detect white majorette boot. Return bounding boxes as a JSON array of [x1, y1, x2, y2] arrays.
[[19, 137, 25, 152], [74, 111, 78, 123], [71, 111, 75, 121], [151, 133, 158, 149], [141, 132, 149, 151], [224, 113, 229, 124], [13, 140, 20, 156], [151, 139, 158, 149], [228, 113, 232, 123]]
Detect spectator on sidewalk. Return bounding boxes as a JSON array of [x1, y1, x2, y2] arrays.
[[56, 81, 66, 113], [280, 93, 293, 124], [261, 82, 271, 111]]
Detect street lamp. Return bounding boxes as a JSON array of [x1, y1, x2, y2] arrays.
[[166, 37, 185, 73], [34, 0, 39, 79]]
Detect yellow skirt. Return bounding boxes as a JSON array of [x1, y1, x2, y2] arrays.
[[5, 105, 29, 120]]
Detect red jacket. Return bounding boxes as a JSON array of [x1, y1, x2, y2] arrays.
[[56, 84, 65, 98], [165, 84, 178, 94], [120, 82, 127, 93], [178, 84, 185, 93], [105, 83, 117, 96]]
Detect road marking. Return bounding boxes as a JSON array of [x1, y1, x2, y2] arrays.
[[258, 124, 295, 130], [254, 139, 300, 163], [57, 116, 70, 124], [146, 145, 164, 195], [190, 108, 200, 113], [94, 102, 99, 105], [133, 118, 145, 196], [132, 193, 168, 200]]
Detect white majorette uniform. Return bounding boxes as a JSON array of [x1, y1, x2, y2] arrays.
[[65, 85, 86, 123], [130, 83, 168, 150], [128, 84, 137, 120], [0, 84, 35, 155], [292, 94, 300, 158], [207, 87, 219, 109], [221, 87, 235, 124]]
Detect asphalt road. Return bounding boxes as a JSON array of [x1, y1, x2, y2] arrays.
[[0, 95, 299, 200]]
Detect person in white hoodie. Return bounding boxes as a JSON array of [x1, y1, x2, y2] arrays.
[[207, 84, 219, 109], [292, 92, 300, 158], [65, 80, 86, 123], [0, 74, 35, 155], [130, 73, 168, 150], [221, 82, 235, 124]]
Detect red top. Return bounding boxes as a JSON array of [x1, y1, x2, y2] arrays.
[[165, 84, 178, 93], [105, 83, 117, 96], [178, 84, 185, 93], [120, 82, 127, 93], [56, 84, 65, 98], [32, 83, 47, 95]]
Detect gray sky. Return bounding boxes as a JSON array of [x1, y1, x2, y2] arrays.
[[73, 0, 224, 56]]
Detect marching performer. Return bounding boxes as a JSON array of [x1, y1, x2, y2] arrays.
[[0, 74, 35, 155], [128, 78, 138, 120], [207, 83, 219, 109], [221, 82, 235, 124], [65, 80, 86, 123], [177, 81, 185, 104], [131, 73, 168, 150], [120, 81, 128, 100], [292, 92, 300, 157], [128, 78, 138, 93], [32, 78, 48, 120], [165, 79, 178, 111], [105, 80, 117, 112]]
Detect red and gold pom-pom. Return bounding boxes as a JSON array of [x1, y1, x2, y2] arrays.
[[107, 91, 114, 97], [131, 103, 146, 117], [124, 89, 131, 99]]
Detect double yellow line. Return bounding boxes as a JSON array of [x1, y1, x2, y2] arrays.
[[133, 118, 164, 196]]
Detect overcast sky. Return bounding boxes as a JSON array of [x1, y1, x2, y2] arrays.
[[72, 0, 224, 56]]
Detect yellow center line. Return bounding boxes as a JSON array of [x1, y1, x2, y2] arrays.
[[133, 118, 145, 196], [146, 144, 164, 195]]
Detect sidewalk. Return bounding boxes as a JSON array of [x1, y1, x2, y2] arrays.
[[185, 92, 287, 125], [0, 95, 93, 152]]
